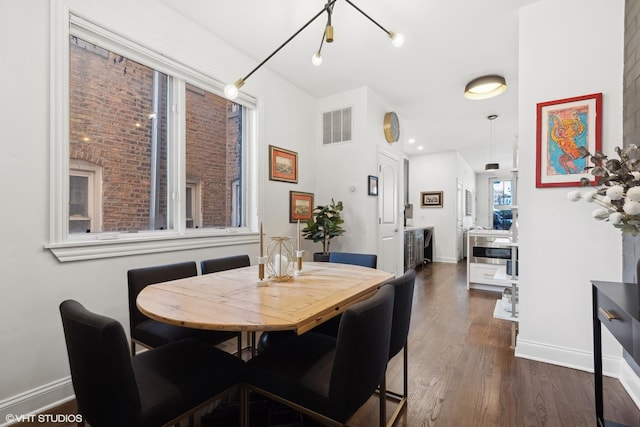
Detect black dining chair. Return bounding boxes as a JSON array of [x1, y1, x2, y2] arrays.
[[258, 252, 379, 353], [201, 254, 251, 275], [59, 299, 245, 427], [200, 255, 250, 355], [328, 251, 378, 269], [244, 284, 395, 427], [310, 251, 378, 338], [127, 261, 240, 356], [379, 269, 416, 427]]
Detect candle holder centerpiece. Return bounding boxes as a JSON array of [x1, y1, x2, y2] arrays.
[[266, 237, 295, 282]]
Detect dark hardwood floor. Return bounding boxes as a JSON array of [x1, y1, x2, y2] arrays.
[[346, 261, 640, 427], [29, 261, 640, 426]]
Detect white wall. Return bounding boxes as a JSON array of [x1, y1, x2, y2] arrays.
[[407, 151, 475, 262], [0, 0, 318, 417], [315, 87, 406, 274], [517, 0, 625, 379]]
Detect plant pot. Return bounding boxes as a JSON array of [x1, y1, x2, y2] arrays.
[[313, 252, 330, 262]]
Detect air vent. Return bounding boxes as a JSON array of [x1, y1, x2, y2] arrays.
[[322, 107, 352, 145]]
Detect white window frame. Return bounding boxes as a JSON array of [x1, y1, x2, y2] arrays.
[[47, 4, 260, 261], [69, 160, 103, 233], [185, 180, 202, 229]]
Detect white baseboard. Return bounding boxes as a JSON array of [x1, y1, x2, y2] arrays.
[[0, 378, 75, 427], [434, 256, 458, 263], [620, 360, 640, 409], [516, 338, 640, 409]]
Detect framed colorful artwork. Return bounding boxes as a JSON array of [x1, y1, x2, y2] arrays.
[[420, 191, 443, 208], [536, 93, 602, 188], [289, 191, 314, 223], [269, 145, 298, 183], [368, 175, 378, 196]]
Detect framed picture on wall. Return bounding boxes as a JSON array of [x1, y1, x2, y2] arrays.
[[535, 92, 602, 188], [368, 175, 378, 196], [289, 191, 314, 223], [420, 191, 443, 208], [269, 145, 298, 183]]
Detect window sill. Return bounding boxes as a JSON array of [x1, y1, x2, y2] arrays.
[[46, 230, 258, 262]]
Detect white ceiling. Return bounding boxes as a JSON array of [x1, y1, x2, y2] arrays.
[[159, 0, 539, 172]]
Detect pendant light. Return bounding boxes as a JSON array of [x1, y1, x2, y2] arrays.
[[485, 114, 499, 171]]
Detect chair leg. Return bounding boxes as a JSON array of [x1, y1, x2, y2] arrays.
[[131, 340, 136, 356], [384, 344, 408, 427], [403, 343, 408, 399], [379, 375, 387, 427], [237, 332, 242, 358], [250, 332, 256, 358], [240, 386, 249, 427]]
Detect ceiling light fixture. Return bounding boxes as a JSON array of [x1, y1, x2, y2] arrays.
[[485, 114, 499, 171], [464, 75, 507, 100], [224, 0, 404, 99]]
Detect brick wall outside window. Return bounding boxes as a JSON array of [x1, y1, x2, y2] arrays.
[[69, 37, 240, 232]]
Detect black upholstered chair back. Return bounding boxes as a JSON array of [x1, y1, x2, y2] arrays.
[[329, 284, 394, 421], [127, 261, 197, 333], [60, 300, 140, 426], [329, 252, 377, 269], [388, 269, 416, 359], [201, 254, 250, 275]]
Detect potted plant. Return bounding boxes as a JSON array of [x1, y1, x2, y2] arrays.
[[302, 199, 346, 261]]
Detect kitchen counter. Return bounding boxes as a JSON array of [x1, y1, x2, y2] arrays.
[[467, 229, 511, 236]]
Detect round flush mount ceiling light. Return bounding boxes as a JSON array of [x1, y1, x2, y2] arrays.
[[464, 75, 507, 100]]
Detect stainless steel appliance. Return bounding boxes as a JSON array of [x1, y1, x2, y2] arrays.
[[469, 234, 512, 265]]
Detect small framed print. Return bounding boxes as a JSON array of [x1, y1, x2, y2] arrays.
[[368, 175, 378, 196], [420, 191, 443, 208], [289, 191, 314, 223], [269, 145, 298, 183]]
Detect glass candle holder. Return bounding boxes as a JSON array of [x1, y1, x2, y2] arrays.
[[266, 237, 294, 282]]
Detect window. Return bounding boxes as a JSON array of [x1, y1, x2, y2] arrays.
[[490, 179, 514, 230], [48, 11, 258, 261], [185, 83, 242, 228]]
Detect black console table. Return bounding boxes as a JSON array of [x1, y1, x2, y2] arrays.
[[591, 280, 639, 427]]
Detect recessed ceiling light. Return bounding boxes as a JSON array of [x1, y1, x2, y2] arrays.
[[417, 146, 424, 150], [408, 138, 415, 144]]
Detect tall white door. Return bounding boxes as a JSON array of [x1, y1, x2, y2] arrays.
[[378, 150, 400, 276]]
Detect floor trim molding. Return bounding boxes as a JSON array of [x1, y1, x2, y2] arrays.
[[0, 378, 74, 427], [516, 338, 640, 410]]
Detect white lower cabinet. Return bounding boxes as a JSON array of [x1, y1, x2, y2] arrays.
[[468, 263, 508, 289]]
